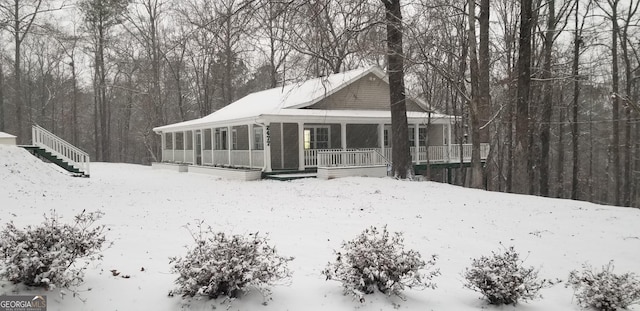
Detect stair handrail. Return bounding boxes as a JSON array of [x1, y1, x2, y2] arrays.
[[31, 124, 90, 176]]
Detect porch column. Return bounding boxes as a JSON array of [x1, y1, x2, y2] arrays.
[[160, 132, 165, 162], [199, 130, 204, 166], [248, 124, 253, 168], [227, 126, 232, 165], [171, 132, 176, 162], [211, 128, 215, 165], [298, 122, 305, 171], [263, 124, 272, 172], [193, 130, 197, 164], [447, 122, 452, 163], [414, 124, 420, 164]]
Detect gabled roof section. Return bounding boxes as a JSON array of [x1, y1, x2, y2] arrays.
[[154, 66, 388, 132]]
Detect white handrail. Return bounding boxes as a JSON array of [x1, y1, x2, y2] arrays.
[[32, 124, 90, 176]]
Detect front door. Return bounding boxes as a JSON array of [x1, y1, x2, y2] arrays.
[[195, 131, 202, 165]]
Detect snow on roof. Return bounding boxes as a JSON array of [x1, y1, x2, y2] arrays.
[[154, 67, 385, 132], [0, 132, 16, 138]]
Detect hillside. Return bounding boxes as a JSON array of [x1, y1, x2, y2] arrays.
[[0, 144, 639, 311]]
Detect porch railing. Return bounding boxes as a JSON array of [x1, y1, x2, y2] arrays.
[[317, 150, 388, 167], [309, 144, 489, 168], [32, 124, 90, 176]]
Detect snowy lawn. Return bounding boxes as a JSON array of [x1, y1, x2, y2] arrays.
[[1, 144, 639, 311]]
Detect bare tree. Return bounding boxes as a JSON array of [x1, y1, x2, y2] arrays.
[[381, 0, 411, 178], [514, 0, 534, 194]]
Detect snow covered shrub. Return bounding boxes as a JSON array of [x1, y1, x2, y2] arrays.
[[169, 224, 293, 300], [322, 225, 440, 302], [463, 246, 555, 305], [567, 261, 640, 311], [0, 210, 107, 290]]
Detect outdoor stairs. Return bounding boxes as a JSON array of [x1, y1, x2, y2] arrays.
[[263, 169, 317, 181], [20, 145, 88, 177], [19, 124, 91, 177]]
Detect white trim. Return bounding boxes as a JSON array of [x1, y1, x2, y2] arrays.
[[248, 124, 253, 168]]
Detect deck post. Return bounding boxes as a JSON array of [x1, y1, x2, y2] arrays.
[[171, 132, 175, 162], [414, 124, 420, 164], [298, 122, 305, 171], [447, 121, 453, 162], [248, 124, 253, 168], [183, 131, 186, 164]]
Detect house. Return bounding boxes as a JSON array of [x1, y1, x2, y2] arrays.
[[152, 66, 489, 180]]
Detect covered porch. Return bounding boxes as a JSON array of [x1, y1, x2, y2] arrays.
[[158, 116, 489, 173]]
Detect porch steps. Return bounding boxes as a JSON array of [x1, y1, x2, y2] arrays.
[[263, 169, 317, 181], [20, 145, 88, 177]]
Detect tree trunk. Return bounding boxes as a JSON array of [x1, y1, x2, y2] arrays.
[[556, 94, 565, 198], [468, 0, 482, 188], [610, 0, 621, 206], [382, 0, 412, 179], [515, 0, 533, 194], [571, 1, 580, 200], [539, 0, 555, 197], [0, 63, 4, 132]]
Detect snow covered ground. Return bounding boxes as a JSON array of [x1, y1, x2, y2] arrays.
[[1, 144, 639, 311]]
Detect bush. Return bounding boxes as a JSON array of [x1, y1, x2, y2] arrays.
[[322, 225, 439, 302], [0, 210, 107, 290], [463, 246, 555, 305], [567, 261, 640, 311], [169, 224, 293, 301]]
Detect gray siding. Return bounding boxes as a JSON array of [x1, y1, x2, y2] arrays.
[[347, 124, 379, 148], [282, 123, 299, 169], [310, 73, 426, 112], [270, 123, 283, 170], [427, 124, 445, 146], [234, 125, 249, 150]]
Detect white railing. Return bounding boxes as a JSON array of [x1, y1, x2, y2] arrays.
[[32, 124, 90, 176], [318, 150, 388, 167], [310, 143, 489, 168]]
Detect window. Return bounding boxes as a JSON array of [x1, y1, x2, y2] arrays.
[[204, 129, 212, 150], [165, 133, 173, 149], [384, 125, 392, 147], [215, 128, 228, 150], [304, 126, 330, 149], [231, 129, 238, 150], [408, 125, 415, 147], [419, 127, 427, 146], [253, 127, 264, 150], [175, 132, 184, 150], [185, 131, 193, 150]]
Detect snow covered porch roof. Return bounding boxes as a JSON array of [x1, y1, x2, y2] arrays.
[[153, 66, 452, 133]]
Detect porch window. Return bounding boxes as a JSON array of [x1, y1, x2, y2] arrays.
[[215, 128, 228, 150], [165, 133, 173, 149], [231, 129, 238, 150], [253, 127, 264, 150], [408, 125, 415, 147], [384, 126, 391, 147], [304, 126, 330, 149], [419, 127, 427, 146], [204, 129, 212, 149], [175, 132, 184, 150], [185, 131, 193, 150]]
